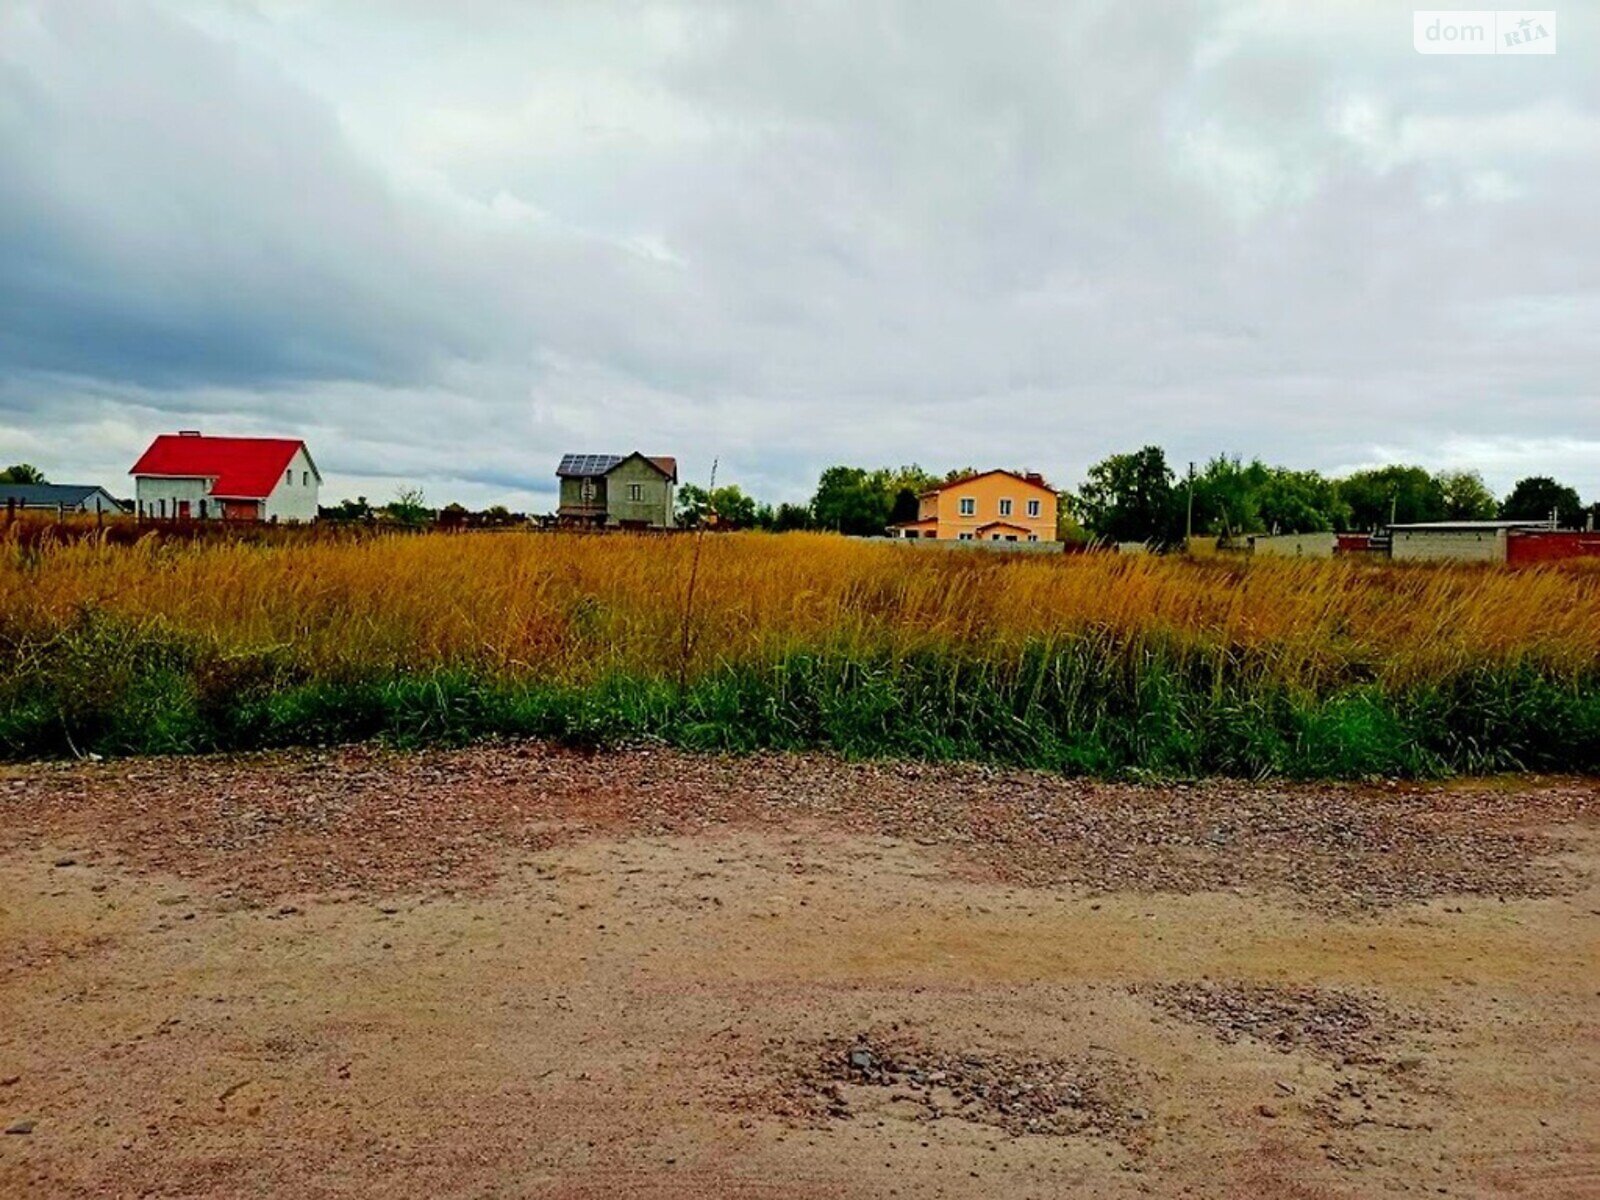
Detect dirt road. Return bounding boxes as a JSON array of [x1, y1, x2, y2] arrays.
[[2, 746, 1596, 1198]]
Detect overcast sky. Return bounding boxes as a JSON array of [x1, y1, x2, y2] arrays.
[[1, 1, 1595, 509]]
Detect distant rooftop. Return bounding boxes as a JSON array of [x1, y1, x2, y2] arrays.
[[0, 483, 119, 507], [557, 453, 678, 482], [1389, 520, 1552, 531], [918, 468, 1051, 496]]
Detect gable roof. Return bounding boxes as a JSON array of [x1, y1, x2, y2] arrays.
[[0, 483, 121, 508], [557, 452, 678, 483], [130, 434, 316, 500], [643, 455, 678, 482], [920, 469, 1053, 497], [974, 520, 1032, 534]]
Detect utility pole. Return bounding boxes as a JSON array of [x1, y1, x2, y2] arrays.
[[1185, 461, 1196, 549]]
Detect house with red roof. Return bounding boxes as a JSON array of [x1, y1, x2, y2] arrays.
[[130, 431, 321, 522]]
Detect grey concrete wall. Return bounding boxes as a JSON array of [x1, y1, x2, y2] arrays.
[[1250, 533, 1336, 558], [1392, 529, 1507, 563], [869, 536, 1065, 555]]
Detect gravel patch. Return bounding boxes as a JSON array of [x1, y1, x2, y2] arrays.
[[735, 1030, 1149, 1145], [0, 743, 1590, 910], [1138, 980, 1439, 1069]]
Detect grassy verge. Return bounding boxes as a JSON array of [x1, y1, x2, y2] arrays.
[[3, 611, 1595, 778]]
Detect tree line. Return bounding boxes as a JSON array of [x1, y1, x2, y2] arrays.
[[8, 455, 1594, 542], [679, 448, 1598, 542], [1071, 447, 1597, 545], [675, 465, 987, 535]]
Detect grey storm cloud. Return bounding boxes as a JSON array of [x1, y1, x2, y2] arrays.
[[0, 0, 1596, 509]]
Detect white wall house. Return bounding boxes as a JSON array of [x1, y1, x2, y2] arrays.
[[129, 432, 321, 522], [264, 445, 321, 522]]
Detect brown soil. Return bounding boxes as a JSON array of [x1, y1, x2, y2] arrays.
[[1, 745, 1596, 1198]]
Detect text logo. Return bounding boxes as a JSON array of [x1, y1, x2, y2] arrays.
[[1414, 10, 1556, 54]]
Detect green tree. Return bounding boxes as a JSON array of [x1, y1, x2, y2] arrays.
[[1256, 467, 1346, 533], [888, 487, 921, 525], [1056, 496, 1088, 543], [1072, 446, 1179, 545], [888, 464, 941, 493], [675, 483, 761, 528], [0, 463, 45, 484], [384, 487, 432, 528], [675, 483, 711, 528], [321, 495, 373, 521], [811, 466, 894, 536], [1337, 466, 1445, 531], [1436, 470, 1498, 521], [1188, 455, 1268, 537], [771, 502, 811, 532], [709, 484, 759, 528], [1501, 476, 1584, 527]]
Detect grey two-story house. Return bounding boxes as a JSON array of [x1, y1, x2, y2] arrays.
[[556, 453, 678, 528]]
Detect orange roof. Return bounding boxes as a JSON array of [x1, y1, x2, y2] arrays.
[[919, 469, 1052, 497], [889, 516, 939, 529], [974, 520, 1032, 534]]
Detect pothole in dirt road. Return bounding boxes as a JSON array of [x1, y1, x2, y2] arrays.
[[733, 1030, 1152, 1149], [1136, 981, 1455, 1161]]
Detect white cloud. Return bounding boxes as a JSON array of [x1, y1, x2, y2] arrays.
[[0, 0, 1596, 507]]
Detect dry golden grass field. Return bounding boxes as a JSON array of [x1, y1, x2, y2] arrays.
[[2, 526, 1598, 775]]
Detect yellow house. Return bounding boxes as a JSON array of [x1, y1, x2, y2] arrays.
[[891, 470, 1058, 542]]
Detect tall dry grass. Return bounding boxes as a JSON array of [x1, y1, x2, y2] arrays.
[[4, 529, 1598, 687]]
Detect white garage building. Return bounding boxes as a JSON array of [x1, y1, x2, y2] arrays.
[[1388, 520, 1551, 564]]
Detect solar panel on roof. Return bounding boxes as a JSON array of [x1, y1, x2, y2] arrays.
[[558, 453, 625, 477]]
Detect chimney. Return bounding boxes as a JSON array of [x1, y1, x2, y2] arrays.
[[179, 430, 201, 437], [1024, 472, 1044, 485]]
